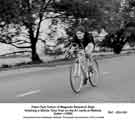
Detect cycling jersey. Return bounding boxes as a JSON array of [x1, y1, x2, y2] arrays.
[[71, 32, 95, 49]]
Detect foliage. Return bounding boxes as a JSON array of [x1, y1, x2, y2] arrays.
[[0, 0, 54, 62], [99, 28, 128, 54], [1, 0, 135, 57], [53, 0, 104, 34]]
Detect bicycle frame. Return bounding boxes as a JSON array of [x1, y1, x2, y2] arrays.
[[65, 41, 92, 75], [69, 42, 100, 93]]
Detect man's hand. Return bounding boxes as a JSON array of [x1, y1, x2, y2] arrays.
[[70, 47, 75, 54], [85, 43, 94, 54]]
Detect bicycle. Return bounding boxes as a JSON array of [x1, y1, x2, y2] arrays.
[[68, 43, 100, 93]]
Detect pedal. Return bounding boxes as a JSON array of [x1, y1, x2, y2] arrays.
[[88, 66, 93, 73], [83, 77, 88, 85]]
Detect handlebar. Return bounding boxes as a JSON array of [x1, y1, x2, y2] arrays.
[[64, 41, 89, 59]]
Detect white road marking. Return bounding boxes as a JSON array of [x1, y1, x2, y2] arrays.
[[103, 72, 110, 75], [16, 89, 40, 97]]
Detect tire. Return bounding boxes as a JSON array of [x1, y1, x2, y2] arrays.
[[88, 58, 100, 87], [70, 61, 83, 93]]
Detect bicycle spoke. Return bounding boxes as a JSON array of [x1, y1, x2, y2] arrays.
[[70, 62, 83, 93]]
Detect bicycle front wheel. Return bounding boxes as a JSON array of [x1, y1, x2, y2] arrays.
[[70, 61, 83, 93], [88, 58, 100, 87]]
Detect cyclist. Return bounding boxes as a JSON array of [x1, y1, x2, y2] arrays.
[[70, 25, 95, 85]]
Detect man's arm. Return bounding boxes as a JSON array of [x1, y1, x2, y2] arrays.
[[89, 33, 95, 46], [85, 43, 94, 55]]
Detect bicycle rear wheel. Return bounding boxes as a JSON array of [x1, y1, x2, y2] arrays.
[[70, 61, 83, 93], [88, 58, 100, 87]]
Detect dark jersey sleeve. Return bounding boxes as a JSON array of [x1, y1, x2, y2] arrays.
[[87, 33, 95, 45], [70, 36, 80, 47], [83, 32, 95, 48]]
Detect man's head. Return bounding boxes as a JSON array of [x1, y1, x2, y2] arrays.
[[75, 26, 85, 40]]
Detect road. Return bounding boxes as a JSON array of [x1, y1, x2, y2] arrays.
[[0, 54, 135, 103]]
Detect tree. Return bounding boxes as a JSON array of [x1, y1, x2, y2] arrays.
[[98, 0, 135, 54], [0, 0, 54, 63], [99, 29, 126, 54], [53, 0, 104, 34]]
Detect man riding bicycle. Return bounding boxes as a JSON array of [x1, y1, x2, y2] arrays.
[[70, 26, 95, 85]]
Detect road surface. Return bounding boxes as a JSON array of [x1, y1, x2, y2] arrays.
[[0, 54, 135, 103]]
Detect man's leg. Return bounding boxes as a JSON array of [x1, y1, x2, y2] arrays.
[[84, 43, 94, 83], [77, 52, 88, 85]]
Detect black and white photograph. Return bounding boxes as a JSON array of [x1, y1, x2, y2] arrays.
[[0, 0, 134, 119]]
